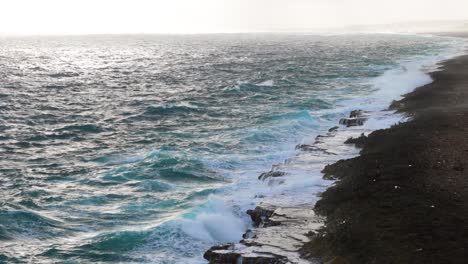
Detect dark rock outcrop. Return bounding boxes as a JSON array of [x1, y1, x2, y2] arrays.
[[296, 144, 337, 155], [204, 244, 242, 263], [204, 205, 322, 264], [343, 133, 367, 149], [246, 206, 277, 227], [339, 110, 369, 127], [258, 171, 286, 181]]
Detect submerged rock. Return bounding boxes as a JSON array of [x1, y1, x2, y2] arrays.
[[258, 171, 286, 181], [339, 118, 365, 127], [339, 110, 369, 127], [328, 126, 339, 132], [296, 144, 337, 155], [349, 110, 365, 118]]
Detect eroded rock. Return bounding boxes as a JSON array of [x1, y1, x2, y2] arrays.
[[204, 206, 322, 264], [247, 205, 277, 227], [339, 110, 369, 127], [204, 243, 241, 264]]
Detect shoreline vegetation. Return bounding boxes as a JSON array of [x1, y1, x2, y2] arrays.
[[205, 36, 468, 263]]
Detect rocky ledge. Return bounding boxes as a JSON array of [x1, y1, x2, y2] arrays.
[[204, 204, 323, 264]]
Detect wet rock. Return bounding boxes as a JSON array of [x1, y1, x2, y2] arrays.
[[204, 243, 241, 263], [344, 133, 367, 148], [328, 126, 339, 132], [349, 110, 364, 118], [339, 110, 369, 127], [205, 243, 235, 252], [205, 206, 321, 264], [258, 171, 286, 181], [389, 100, 405, 110], [247, 206, 277, 227], [297, 144, 324, 151], [339, 118, 366, 127], [240, 254, 289, 264], [240, 240, 262, 247], [243, 229, 257, 239], [205, 247, 288, 264], [316, 134, 333, 139], [296, 144, 337, 155]]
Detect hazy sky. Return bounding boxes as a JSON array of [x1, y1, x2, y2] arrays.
[[1, 0, 468, 34]]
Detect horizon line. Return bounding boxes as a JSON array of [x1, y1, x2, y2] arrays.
[[1, 19, 467, 37]]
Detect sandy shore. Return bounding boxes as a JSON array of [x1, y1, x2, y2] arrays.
[[304, 53, 468, 263]]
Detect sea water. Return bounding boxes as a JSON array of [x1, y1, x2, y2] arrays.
[[0, 34, 465, 263]]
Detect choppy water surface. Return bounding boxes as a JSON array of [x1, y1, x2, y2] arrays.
[[0, 34, 464, 263]]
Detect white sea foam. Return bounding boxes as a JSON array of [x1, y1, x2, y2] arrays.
[[175, 35, 468, 252], [257, 80, 275, 86], [106, 155, 147, 165], [178, 197, 248, 243]]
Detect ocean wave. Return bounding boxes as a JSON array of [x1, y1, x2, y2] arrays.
[[256, 109, 315, 124], [143, 103, 200, 116], [158, 167, 221, 182], [56, 123, 106, 134], [26, 132, 81, 141], [238, 110, 318, 147], [222, 81, 277, 95], [44, 230, 148, 262], [129, 179, 173, 192], [79, 230, 149, 252], [94, 150, 224, 185], [0, 209, 69, 240], [70, 193, 129, 206], [257, 80, 275, 86], [179, 197, 247, 243], [287, 98, 333, 110], [48, 72, 80, 78]]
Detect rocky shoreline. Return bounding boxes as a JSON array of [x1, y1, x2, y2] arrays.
[[204, 111, 373, 264], [204, 205, 321, 264], [204, 49, 468, 264], [303, 54, 468, 264]]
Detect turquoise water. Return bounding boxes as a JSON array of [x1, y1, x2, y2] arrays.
[[0, 34, 464, 263]]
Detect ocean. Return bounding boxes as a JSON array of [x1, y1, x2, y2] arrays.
[[0, 33, 465, 263]]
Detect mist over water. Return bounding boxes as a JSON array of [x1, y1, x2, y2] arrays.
[[0, 34, 464, 263]]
